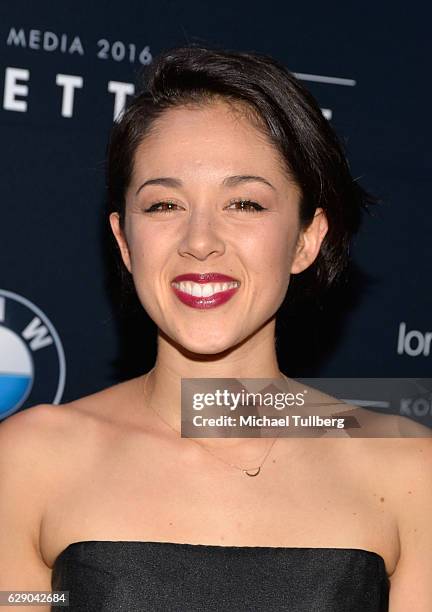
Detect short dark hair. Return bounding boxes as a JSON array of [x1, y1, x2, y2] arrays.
[[106, 44, 375, 309]]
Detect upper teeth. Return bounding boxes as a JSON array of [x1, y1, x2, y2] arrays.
[[172, 281, 240, 297]]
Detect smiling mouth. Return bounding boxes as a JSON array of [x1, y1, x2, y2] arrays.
[[170, 280, 241, 309], [171, 280, 240, 298]]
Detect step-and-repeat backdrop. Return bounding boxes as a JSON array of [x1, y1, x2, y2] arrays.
[[1, 2, 430, 423]]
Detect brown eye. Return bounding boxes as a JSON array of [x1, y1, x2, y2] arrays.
[[227, 199, 266, 212], [144, 201, 180, 213]]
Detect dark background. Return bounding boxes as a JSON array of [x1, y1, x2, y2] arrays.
[[0, 2, 430, 417]]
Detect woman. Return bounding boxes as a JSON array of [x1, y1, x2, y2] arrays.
[[0, 45, 431, 611]]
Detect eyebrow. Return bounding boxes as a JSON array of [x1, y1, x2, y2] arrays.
[[135, 174, 276, 196]]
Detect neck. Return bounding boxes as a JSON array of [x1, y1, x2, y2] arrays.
[[143, 317, 283, 449]]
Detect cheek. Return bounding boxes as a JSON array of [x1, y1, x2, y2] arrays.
[[126, 222, 169, 276], [240, 223, 297, 281]]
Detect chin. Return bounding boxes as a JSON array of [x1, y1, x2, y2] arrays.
[[172, 327, 243, 357], [181, 338, 236, 356]]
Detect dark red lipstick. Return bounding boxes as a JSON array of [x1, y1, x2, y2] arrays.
[[171, 273, 241, 309]]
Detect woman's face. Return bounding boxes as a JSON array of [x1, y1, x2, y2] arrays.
[[110, 100, 327, 355]]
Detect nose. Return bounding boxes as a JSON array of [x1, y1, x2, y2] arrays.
[[177, 209, 226, 261]]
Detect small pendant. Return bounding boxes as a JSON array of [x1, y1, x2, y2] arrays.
[[242, 467, 261, 477]]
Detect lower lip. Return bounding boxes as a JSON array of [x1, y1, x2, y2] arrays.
[[171, 284, 240, 309]]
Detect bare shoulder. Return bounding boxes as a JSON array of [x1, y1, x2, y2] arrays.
[[0, 402, 70, 468], [381, 433, 432, 505], [61, 374, 145, 429], [0, 377, 144, 560], [327, 406, 432, 480], [0, 375, 144, 475], [288, 375, 432, 440], [338, 419, 432, 538], [287, 375, 432, 497]]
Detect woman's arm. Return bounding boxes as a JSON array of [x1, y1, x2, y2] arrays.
[[389, 438, 432, 610], [0, 407, 53, 606]]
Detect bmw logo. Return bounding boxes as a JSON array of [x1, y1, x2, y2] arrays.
[[0, 289, 66, 420]]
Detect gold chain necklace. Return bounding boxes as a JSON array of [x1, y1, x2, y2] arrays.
[[142, 370, 282, 477]]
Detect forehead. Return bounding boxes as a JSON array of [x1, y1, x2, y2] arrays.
[[130, 100, 292, 185]]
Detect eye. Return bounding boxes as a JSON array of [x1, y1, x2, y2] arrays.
[[226, 199, 267, 213], [143, 199, 267, 214], [143, 201, 182, 214]]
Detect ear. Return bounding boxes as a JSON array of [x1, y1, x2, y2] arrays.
[[109, 212, 132, 273], [290, 208, 328, 274]]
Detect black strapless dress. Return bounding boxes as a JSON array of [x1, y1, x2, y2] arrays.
[[51, 541, 390, 611]]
